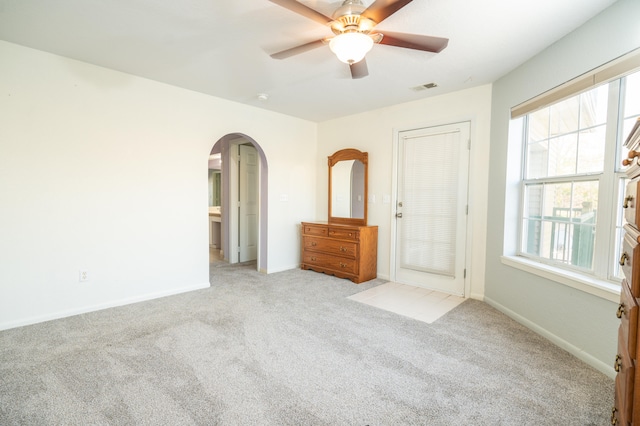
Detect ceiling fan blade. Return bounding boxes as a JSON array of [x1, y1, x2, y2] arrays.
[[361, 0, 414, 24], [378, 31, 449, 53], [270, 39, 326, 59], [268, 0, 333, 26], [350, 58, 369, 79]]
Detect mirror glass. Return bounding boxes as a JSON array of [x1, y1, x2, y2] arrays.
[[328, 149, 368, 226], [331, 160, 365, 219]]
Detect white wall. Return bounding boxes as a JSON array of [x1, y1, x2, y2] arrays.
[[486, 0, 640, 377], [0, 40, 317, 330], [317, 85, 492, 299]]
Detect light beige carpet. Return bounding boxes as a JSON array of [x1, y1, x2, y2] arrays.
[[0, 263, 613, 425]]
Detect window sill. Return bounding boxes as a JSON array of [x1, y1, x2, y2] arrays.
[[500, 255, 620, 303]]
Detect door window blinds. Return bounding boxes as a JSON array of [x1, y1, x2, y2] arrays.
[[399, 131, 461, 277]]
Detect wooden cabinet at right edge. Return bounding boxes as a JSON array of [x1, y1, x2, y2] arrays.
[[614, 122, 640, 425]]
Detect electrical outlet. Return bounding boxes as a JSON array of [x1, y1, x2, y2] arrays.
[[79, 269, 89, 282]]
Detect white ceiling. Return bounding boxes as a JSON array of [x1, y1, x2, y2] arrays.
[[0, 0, 619, 122]]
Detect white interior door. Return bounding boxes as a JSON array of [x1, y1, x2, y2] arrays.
[[239, 144, 258, 262], [393, 122, 470, 296]]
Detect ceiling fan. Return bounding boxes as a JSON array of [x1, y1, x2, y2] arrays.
[[269, 0, 449, 79]]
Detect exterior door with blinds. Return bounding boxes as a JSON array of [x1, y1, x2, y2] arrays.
[[393, 122, 470, 296]]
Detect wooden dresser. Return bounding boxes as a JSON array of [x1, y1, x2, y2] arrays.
[[300, 222, 378, 284], [614, 120, 640, 425]]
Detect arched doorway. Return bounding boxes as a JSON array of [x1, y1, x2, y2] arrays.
[[209, 133, 268, 272]]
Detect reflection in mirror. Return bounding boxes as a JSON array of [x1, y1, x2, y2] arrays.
[[328, 148, 368, 226], [331, 160, 364, 219], [351, 160, 365, 218], [208, 169, 221, 207]]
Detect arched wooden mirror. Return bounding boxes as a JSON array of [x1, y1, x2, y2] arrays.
[[328, 148, 368, 226]]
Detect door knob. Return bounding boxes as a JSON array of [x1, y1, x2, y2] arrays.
[[396, 212, 403, 218]]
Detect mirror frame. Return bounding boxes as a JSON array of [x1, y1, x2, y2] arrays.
[[328, 148, 368, 226]]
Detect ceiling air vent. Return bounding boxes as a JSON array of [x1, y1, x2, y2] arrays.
[[411, 82, 438, 91]]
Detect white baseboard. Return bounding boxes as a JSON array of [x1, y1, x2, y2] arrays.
[[468, 292, 485, 301], [264, 267, 389, 282], [484, 296, 616, 380], [265, 265, 299, 274], [0, 282, 211, 331]]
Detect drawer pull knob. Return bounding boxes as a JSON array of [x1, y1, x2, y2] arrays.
[[340, 246, 347, 252], [612, 407, 618, 425], [622, 150, 640, 166], [620, 252, 629, 266], [624, 195, 633, 209], [614, 354, 622, 372], [617, 303, 625, 319], [311, 242, 317, 246], [623, 150, 639, 166], [340, 262, 347, 268], [311, 256, 317, 261]]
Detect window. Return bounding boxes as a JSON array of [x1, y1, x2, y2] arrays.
[[516, 69, 640, 284]]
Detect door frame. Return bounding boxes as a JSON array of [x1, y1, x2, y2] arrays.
[[389, 120, 473, 297], [211, 133, 268, 272]]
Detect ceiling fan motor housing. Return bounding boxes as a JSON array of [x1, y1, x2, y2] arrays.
[[331, 0, 375, 35], [333, 0, 367, 19]]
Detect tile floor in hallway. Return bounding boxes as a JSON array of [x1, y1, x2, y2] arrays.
[[210, 247, 224, 263], [348, 281, 465, 324]]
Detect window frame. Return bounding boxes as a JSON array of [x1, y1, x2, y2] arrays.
[[504, 50, 640, 302], [506, 73, 640, 301]]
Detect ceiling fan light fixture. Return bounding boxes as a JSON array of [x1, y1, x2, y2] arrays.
[[329, 32, 373, 64]]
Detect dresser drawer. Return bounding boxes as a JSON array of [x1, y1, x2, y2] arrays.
[[611, 388, 631, 426], [303, 224, 328, 237], [302, 251, 357, 274], [303, 236, 357, 258], [616, 325, 636, 423], [625, 178, 640, 228], [328, 227, 359, 240], [615, 377, 630, 426], [622, 224, 640, 297], [620, 279, 639, 360]]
